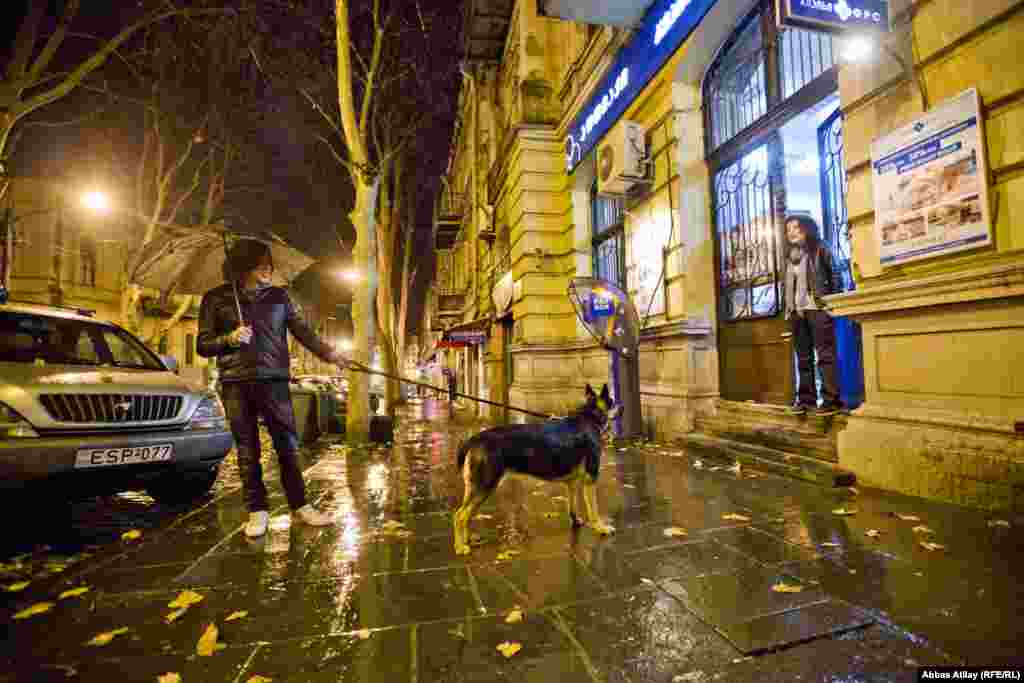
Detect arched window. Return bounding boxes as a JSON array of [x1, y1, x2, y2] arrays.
[[704, 1, 845, 322]]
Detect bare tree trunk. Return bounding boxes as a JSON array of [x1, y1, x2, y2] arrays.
[[345, 177, 379, 441]]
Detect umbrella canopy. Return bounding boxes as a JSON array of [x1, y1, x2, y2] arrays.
[[130, 228, 315, 296]]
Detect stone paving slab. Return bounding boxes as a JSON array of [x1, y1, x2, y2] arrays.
[[4, 400, 1021, 680]]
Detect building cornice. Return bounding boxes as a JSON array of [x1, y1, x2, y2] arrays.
[[826, 258, 1024, 319]]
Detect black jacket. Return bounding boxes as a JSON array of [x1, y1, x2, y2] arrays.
[[197, 284, 336, 383]]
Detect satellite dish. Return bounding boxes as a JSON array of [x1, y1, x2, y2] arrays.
[[568, 277, 640, 355]]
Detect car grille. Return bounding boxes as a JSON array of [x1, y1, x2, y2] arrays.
[[39, 394, 184, 423]]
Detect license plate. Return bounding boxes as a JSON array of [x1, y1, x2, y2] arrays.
[[74, 444, 174, 469]]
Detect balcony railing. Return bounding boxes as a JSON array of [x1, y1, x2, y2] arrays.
[[436, 288, 466, 315], [434, 189, 464, 250]]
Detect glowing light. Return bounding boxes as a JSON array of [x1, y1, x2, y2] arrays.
[[80, 190, 111, 213], [841, 36, 874, 63], [340, 269, 360, 283], [339, 339, 353, 352]]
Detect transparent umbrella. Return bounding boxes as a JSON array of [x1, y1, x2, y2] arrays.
[[129, 227, 315, 319]]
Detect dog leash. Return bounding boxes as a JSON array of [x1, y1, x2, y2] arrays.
[[347, 364, 553, 420]]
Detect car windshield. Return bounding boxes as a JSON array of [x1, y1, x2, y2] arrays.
[[0, 311, 164, 370]]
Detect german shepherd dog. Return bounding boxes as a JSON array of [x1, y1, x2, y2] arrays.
[[453, 384, 621, 555]]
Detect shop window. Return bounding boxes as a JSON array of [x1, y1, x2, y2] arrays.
[[713, 145, 779, 319], [779, 27, 835, 100], [591, 181, 625, 289], [705, 1, 841, 322], [705, 15, 767, 153]]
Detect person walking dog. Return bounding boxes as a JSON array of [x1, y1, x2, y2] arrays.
[[197, 239, 352, 538], [784, 214, 843, 417]]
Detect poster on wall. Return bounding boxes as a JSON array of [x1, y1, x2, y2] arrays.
[[871, 88, 992, 267]]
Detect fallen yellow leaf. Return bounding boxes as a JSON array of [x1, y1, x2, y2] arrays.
[[832, 508, 857, 516], [496, 549, 521, 561], [87, 627, 130, 646], [474, 514, 494, 520], [987, 519, 1010, 528], [59, 586, 91, 600], [225, 610, 249, 622], [164, 608, 189, 624], [912, 525, 935, 535], [246, 677, 273, 683], [721, 513, 750, 522], [865, 529, 881, 538], [771, 582, 804, 593], [13, 602, 54, 620], [663, 527, 689, 538], [820, 542, 841, 548], [196, 623, 220, 656], [381, 520, 406, 531], [896, 513, 921, 521], [544, 512, 559, 519], [121, 530, 143, 542], [3, 581, 30, 593], [496, 641, 522, 658], [157, 674, 181, 683], [168, 590, 205, 609], [919, 541, 945, 552], [354, 628, 371, 640], [505, 607, 524, 624]]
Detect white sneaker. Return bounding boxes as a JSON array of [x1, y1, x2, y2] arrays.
[[293, 505, 332, 526], [244, 511, 269, 538]]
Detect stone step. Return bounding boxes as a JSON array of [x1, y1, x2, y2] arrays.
[[676, 433, 856, 488]]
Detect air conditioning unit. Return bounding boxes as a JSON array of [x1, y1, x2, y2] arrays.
[[596, 120, 648, 196]]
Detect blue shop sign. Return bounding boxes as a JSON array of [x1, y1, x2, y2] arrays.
[[778, 0, 890, 34], [565, 0, 719, 173], [589, 293, 615, 320]]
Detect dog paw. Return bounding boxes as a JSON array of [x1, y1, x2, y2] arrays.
[[453, 543, 471, 556], [592, 523, 616, 536]]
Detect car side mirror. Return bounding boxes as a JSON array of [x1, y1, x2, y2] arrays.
[[160, 355, 179, 374]]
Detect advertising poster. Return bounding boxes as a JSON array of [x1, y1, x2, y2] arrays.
[[871, 88, 992, 267]]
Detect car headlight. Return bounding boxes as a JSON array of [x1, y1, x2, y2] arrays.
[[0, 402, 39, 439], [186, 393, 227, 431]]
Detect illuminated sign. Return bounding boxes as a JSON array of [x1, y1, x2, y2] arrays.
[[778, 0, 890, 34], [565, 0, 719, 173]]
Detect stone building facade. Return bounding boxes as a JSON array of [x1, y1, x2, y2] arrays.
[[428, 0, 1024, 509]]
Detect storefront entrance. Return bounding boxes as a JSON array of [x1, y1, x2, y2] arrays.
[[705, 1, 863, 408]]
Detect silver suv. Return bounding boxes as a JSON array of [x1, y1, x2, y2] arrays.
[[0, 301, 233, 503]]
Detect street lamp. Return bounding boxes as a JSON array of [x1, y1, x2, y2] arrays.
[[340, 268, 360, 283], [840, 36, 874, 63], [339, 338, 353, 352], [80, 190, 112, 214]]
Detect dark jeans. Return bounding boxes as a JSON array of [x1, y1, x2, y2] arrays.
[[221, 380, 307, 513], [791, 309, 840, 408]]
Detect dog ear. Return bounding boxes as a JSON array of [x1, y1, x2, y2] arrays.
[[600, 384, 611, 401], [585, 384, 596, 398]]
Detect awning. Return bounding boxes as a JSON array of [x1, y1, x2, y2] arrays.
[[442, 315, 492, 345]]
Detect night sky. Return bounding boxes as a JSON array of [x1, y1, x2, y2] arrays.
[[4, 0, 464, 334]]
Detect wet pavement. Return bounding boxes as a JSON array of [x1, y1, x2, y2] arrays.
[[2, 398, 1022, 682]]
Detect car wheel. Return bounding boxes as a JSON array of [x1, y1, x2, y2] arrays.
[[148, 465, 220, 505]]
